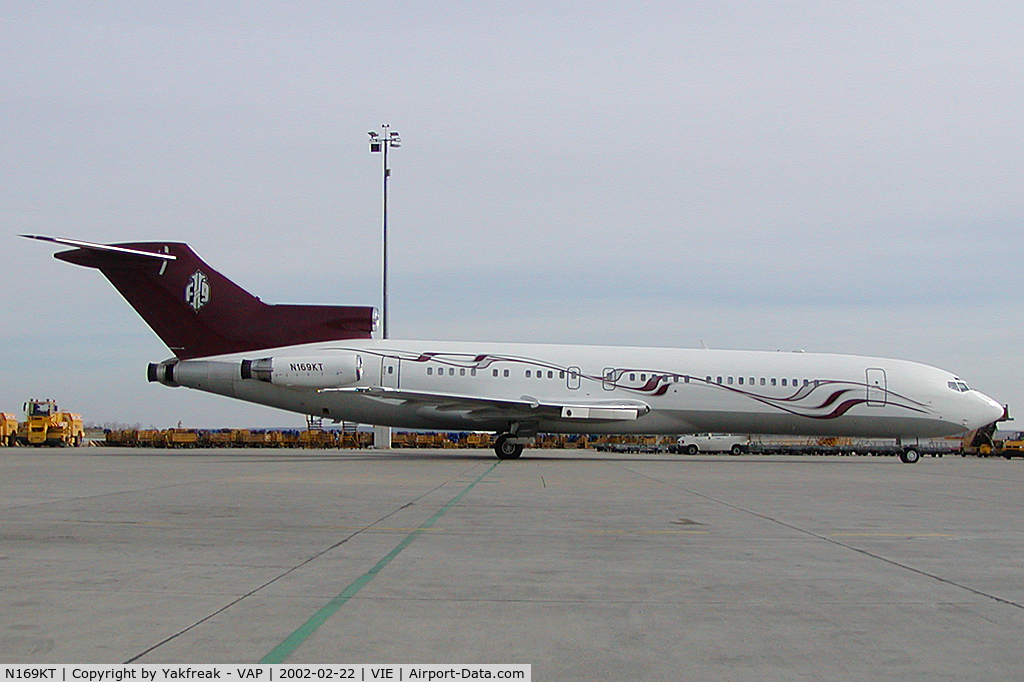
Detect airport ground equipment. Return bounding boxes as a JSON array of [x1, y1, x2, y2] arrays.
[[961, 425, 1024, 459], [671, 433, 749, 455], [996, 432, 1024, 458], [19, 399, 84, 447], [1, 413, 18, 446]]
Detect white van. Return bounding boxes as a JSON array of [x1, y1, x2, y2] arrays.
[[672, 433, 748, 455]]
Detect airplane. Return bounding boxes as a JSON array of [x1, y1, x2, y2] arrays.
[[23, 235, 1006, 462]]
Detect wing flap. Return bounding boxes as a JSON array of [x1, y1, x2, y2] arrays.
[[330, 386, 649, 423]]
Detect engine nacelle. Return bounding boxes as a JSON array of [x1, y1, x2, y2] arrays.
[[148, 360, 180, 387], [240, 354, 363, 388]]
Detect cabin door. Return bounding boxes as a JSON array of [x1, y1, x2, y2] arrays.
[[382, 357, 400, 389], [865, 368, 886, 406]]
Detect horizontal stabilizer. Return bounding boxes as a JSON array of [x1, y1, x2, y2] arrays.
[[21, 235, 177, 261]]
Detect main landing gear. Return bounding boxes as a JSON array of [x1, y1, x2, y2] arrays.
[[493, 423, 535, 459], [494, 434, 525, 459]]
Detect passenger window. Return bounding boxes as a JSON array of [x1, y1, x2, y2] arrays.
[[492, 369, 498, 377], [771, 378, 776, 386], [738, 377, 744, 385], [717, 376, 723, 384], [427, 367, 433, 376], [548, 371, 554, 379], [727, 377, 734, 385], [450, 368, 455, 376], [460, 369, 466, 376], [471, 369, 477, 377], [760, 378, 766, 386], [559, 371, 565, 379], [526, 370, 532, 378], [629, 373, 636, 381], [503, 369, 509, 377], [781, 379, 787, 387]]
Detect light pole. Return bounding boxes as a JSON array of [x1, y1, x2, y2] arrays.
[[368, 124, 400, 339], [368, 125, 400, 450]]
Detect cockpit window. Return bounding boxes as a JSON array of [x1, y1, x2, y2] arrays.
[[947, 381, 971, 392]]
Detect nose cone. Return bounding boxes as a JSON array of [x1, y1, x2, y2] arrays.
[[974, 391, 1006, 428]]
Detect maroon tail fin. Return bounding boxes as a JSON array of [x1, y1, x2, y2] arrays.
[[26, 236, 375, 359]]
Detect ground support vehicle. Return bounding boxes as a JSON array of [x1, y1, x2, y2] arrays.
[[670, 434, 749, 455], [962, 426, 1024, 459], [997, 433, 1024, 458], [19, 399, 84, 447], [1, 413, 18, 446], [162, 429, 199, 448]]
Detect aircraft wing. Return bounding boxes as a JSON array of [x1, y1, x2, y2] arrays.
[[326, 386, 650, 424]]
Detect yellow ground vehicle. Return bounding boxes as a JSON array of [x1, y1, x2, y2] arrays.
[[19, 399, 85, 447], [1, 413, 18, 446], [961, 425, 1024, 459], [994, 431, 1024, 459]]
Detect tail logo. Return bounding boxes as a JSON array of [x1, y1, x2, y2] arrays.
[[184, 270, 211, 312]]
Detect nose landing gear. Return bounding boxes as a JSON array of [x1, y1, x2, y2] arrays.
[[899, 447, 921, 464]]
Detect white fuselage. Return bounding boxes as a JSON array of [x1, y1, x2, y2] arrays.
[[156, 339, 1005, 439]]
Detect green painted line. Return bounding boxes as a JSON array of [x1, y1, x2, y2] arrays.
[[261, 462, 499, 663]]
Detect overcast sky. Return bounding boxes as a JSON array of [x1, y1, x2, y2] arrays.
[[2, 1, 1022, 430]]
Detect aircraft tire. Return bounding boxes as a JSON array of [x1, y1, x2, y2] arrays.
[[494, 434, 524, 460], [900, 448, 921, 464]]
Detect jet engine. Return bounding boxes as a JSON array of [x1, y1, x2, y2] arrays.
[[148, 359, 180, 387], [240, 354, 363, 388]]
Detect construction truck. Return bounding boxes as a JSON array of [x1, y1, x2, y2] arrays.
[[19, 399, 85, 447], [1, 413, 18, 446]]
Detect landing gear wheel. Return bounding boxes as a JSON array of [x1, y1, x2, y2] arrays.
[[494, 434, 524, 460], [900, 447, 921, 464]]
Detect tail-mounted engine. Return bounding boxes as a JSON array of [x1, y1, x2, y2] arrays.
[[240, 354, 363, 388], [148, 359, 180, 387]]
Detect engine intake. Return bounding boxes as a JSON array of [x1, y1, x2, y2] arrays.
[[240, 354, 363, 388]]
